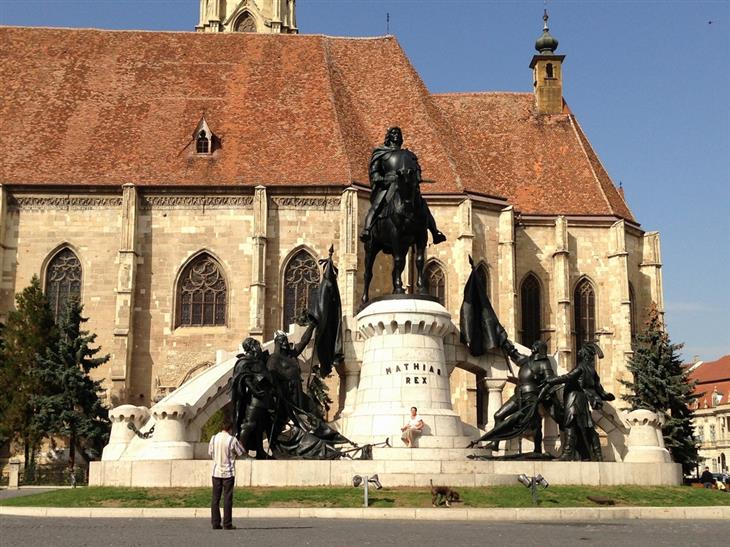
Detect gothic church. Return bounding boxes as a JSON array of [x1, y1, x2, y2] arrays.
[[0, 1, 664, 430]]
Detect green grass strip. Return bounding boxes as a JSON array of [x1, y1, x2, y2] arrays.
[[2, 486, 729, 508]]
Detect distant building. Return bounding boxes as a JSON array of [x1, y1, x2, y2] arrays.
[[689, 355, 730, 473]]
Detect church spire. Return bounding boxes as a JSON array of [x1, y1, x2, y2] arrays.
[[529, 8, 565, 115], [196, 0, 298, 34]]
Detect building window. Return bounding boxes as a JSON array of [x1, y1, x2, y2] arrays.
[[520, 273, 542, 348], [282, 250, 320, 330], [45, 248, 82, 323], [476, 263, 490, 299], [574, 277, 596, 355], [546, 63, 554, 78], [628, 282, 637, 342], [196, 130, 210, 154], [176, 253, 227, 327], [235, 13, 257, 32], [710, 425, 716, 442], [425, 261, 446, 306]]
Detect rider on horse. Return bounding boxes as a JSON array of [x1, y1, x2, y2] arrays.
[[360, 127, 447, 245]]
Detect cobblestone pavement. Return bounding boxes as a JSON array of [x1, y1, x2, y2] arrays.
[[0, 517, 726, 547]]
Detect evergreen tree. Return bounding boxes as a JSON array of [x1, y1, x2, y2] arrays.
[[0, 276, 57, 481], [620, 303, 699, 474], [31, 298, 110, 470]]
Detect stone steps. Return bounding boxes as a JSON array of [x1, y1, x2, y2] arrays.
[[350, 435, 474, 449], [90, 459, 683, 488], [371, 447, 478, 460]]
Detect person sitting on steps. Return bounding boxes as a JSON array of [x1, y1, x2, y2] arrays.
[[401, 406, 424, 447]]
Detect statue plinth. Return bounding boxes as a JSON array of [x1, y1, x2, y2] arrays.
[[341, 297, 470, 447]]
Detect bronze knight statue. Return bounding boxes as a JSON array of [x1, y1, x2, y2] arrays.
[[361, 127, 447, 303], [545, 341, 614, 461], [468, 339, 564, 454], [231, 337, 274, 460]]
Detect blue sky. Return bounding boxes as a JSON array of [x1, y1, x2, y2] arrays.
[[2, 0, 728, 362]]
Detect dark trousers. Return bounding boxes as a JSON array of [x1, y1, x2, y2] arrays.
[[211, 476, 234, 528]]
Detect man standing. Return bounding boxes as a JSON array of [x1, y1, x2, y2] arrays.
[[209, 419, 245, 530], [700, 466, 715, 489]]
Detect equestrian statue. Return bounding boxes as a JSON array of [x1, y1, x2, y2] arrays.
[[360, 127, 447, 303]]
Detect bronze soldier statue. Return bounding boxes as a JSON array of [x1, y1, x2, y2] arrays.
[[360, 126, 446, 244], [231, 338, 274, 460], [545, 342, 615, 461], [469, 339, 563, 453]]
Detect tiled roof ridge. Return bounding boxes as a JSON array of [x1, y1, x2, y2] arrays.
[[321, 37, 354, 185], [0, 25, 397, 42], [432, 91, 533, 97], [568, 113, 636, 222]]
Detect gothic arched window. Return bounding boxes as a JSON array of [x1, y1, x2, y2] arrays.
[[45, 248, 82, 323], [176, 253, 227, 327], [520, 273, 542, 348], [574, 278, 596, 354], [425, 261, 446, 306], [234, 13, 257, 33], [476, 263, 490, 299], [282, 250, 320, 330]]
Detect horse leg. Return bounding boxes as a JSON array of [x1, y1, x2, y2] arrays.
[[414, 239, 427, 294], [392, 248, 406, 294], [362, 242, 379, 304]]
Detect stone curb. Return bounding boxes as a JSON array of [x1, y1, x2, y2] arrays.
[[1, 506, 729, 520]]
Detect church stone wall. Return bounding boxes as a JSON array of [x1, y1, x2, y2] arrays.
[[1, 195, 123, 389], [129, 203, 255, 403], [515, 224, 556, 347], [0, 187, 658, 425]]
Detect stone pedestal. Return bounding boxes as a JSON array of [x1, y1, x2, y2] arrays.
[[138, 403, 194, 460], [623, 409, 672, 463], [102, 405, 150, 461], [8, 459, 20, 490], [341, 298, 468, 448]]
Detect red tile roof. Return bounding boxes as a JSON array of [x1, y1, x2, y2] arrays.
[[0, 27, 634, 220], [432, 93, 635, 220], [690, 355, 730, 407]]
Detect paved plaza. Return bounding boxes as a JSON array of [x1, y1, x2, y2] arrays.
[[1, 516, 726, 547]]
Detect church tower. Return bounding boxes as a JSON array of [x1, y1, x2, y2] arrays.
[[529, 10, 564, 114], [197, 0, 298, 34]]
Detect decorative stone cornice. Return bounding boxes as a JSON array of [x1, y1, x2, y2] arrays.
[[9, 196, 123, 210], [140, 195, 253, 210], [271, 196, 340, 209]]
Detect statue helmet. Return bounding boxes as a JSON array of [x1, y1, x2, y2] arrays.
[[274, 330, 288, 343], [242, 337, 262, 355], [531, 340, 548, 360]]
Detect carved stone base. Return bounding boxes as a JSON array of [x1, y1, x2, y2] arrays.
[[341, 298, 466, 446]]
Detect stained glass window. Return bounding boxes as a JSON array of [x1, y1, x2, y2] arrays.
[[520, 273, 542, 348], [45, 248, 82, 323], [574, 278, 596, 355], [235, 13, 257, 33], [176, 254, 227, 327], [425, 261, 446, 306], [282, 250, 320, 330]]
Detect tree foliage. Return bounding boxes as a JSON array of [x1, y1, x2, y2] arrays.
[[31, 298, 110, 469], [620, 303, 699, 474], [0, 276, 57, 480]]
